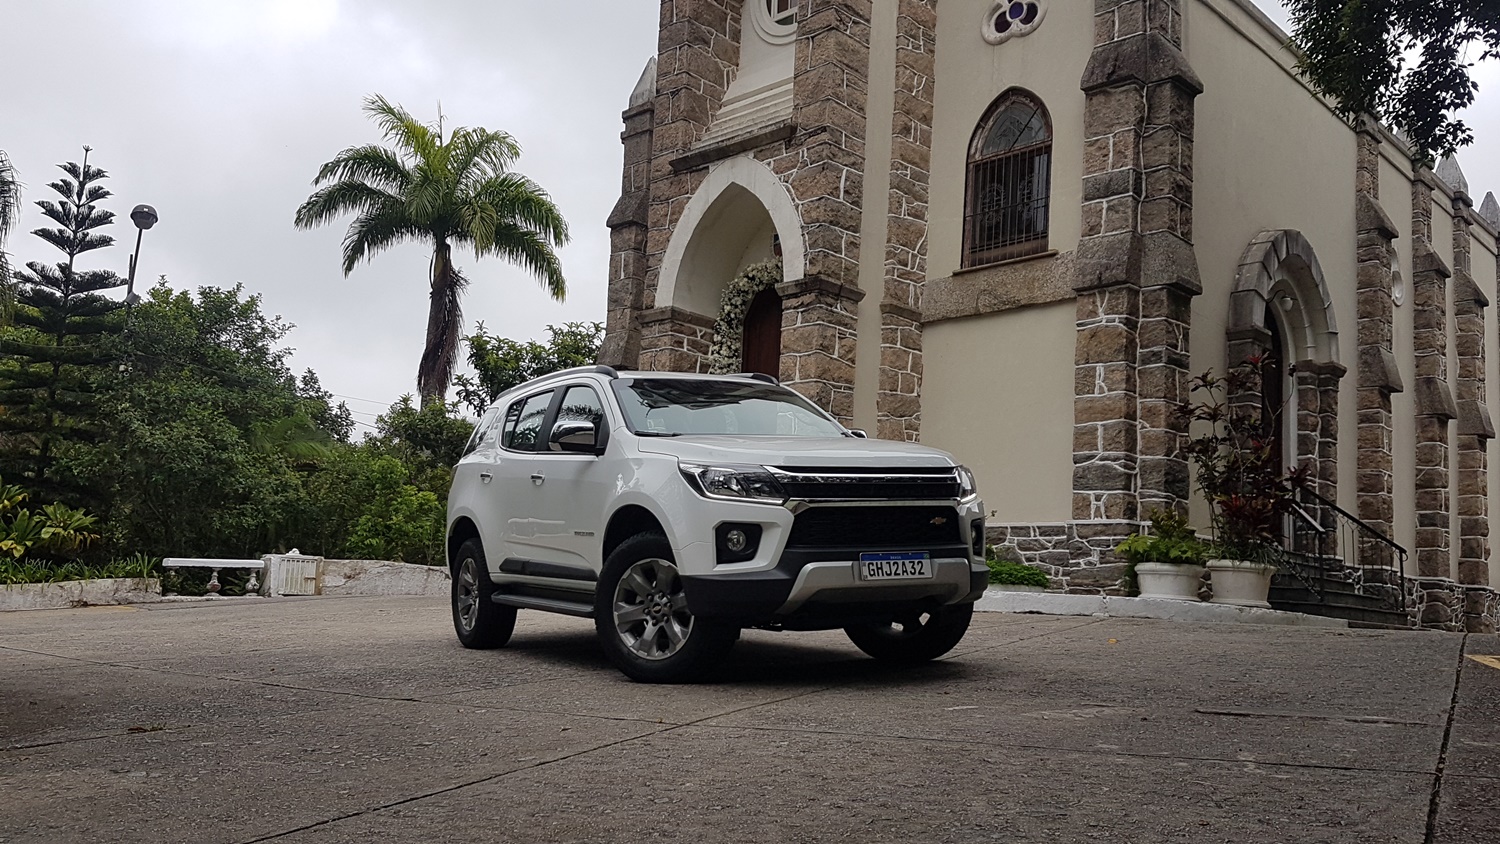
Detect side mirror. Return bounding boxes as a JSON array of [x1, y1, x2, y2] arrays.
[[847, 428, 868, 439], [550, 419, 601, 454]]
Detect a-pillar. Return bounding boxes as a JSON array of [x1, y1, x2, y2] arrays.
[[1411, 169, 1456, 578]]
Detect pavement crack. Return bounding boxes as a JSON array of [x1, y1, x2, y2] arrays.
[[234, 684, 836, 843], [1193, 707, 1435, 727], [1424, 632, 1468, 844], [683, 720, 1442, 778]]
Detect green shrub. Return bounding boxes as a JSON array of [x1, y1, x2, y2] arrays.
[[984, 546, 1050, 587], [0, 554, 160, 586]]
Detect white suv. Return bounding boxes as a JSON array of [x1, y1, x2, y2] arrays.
[[446, 366, 987, 683]]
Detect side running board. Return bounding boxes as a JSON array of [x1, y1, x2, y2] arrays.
[[491, 593, 595, 618]]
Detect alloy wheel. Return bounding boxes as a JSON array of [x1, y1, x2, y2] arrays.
[[456, 557, 480, 632], [612, 558, 693, 660]]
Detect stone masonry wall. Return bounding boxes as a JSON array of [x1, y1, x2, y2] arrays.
[[1449, 187, 1493, 589], [876, 0, 936, 442], [1064, 0, 1202, 587], [1353, 122, 1403, 541], [1410, 170, 1457, 579]]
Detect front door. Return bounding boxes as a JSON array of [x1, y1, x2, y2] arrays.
[[741, 286, 782, 377]]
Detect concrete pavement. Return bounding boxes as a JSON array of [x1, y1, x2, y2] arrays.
[[1, 596, 1496, 843]]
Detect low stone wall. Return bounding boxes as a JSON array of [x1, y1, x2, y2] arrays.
[[317, 560, 450, 597], [1410, 577, 1500, 633], [986, 523, 1126, 594], [0, 578, 163, 611]]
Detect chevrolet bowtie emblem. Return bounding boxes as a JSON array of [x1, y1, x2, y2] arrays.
[[931, 516, 948, 526]]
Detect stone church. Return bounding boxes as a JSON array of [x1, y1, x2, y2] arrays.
[[597, 0, 1500, 632]]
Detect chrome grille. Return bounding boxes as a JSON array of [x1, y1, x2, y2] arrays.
[[770, 466, 961, 501]]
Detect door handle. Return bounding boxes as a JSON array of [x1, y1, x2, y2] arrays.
[[479, 472, 492, 484], [530, 472, 545, 485]]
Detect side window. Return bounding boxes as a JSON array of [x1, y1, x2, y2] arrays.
[[502, 391, 554, 453], [963, 89, 1052, 267], [461, 408, 501, 457]]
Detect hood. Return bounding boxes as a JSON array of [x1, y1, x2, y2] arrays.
[[634, 435, 958, 468]]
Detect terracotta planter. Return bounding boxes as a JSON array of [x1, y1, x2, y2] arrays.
[[1134, 563, 1204, 602], [1206, 559, 1276, 608]]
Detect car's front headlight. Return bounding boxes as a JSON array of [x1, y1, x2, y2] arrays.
[[679, 462, 787, 504], [956, 465, 979, 499]]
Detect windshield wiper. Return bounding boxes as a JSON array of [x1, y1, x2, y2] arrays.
[[634, 430, 682, 437]]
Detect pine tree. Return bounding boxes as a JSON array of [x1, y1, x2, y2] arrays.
[[0, 148, 127, 502]]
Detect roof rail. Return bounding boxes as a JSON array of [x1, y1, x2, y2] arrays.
[[741, 372, 780, 385], [593, 365, 619, 378]]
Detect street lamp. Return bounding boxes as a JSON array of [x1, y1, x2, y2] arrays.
[[125, 204, 158, 317]]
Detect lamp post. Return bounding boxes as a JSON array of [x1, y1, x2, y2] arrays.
[[125, 203, 158, 318]]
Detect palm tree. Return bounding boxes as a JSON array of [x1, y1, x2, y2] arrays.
[[0, 150, 21, 313], [295, 95, 569, 405]]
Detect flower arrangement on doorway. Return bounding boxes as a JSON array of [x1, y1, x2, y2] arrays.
[[1179, 357, 1309, 608], [1115, 509, 1210, 601], [705, 259, 783, 374]]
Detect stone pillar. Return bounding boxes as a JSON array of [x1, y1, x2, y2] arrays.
[[775, 0, 876, 419], [600, 61, 659, 369], [1297, 362, 1346, 516], [641, 0, 740, 313], [876, 0, 936, 442], [1073, 0, 1202, 542], [637, 307, 716, 373], [777, 276, 864, 423], [1353, 122, 1403, 540], [1449, 187, 1493, 589], [1410, 170, 1457, 579]]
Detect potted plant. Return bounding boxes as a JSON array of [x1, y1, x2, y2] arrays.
[[1115, 509, 1209, 601], [1180, 358, 1308, 608]]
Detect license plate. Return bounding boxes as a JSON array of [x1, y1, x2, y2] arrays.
[[857, 552, 932, 581]]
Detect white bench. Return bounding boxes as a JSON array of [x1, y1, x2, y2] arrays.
[[161, 558, 263, 595], [161, 551, 324, 597]]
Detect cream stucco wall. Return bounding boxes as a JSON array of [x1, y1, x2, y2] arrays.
[[1188, 0, 1358, 531], [922, 303, 1076, 523], [927, 0, 1091, 278], [1381, 153, 1418, 562]]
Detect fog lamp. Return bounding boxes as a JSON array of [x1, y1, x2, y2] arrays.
[[725, 529, 749, 553]]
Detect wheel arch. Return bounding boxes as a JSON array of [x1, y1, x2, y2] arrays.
[[603, 504, 667, 562], [447, 516, 481, 572]]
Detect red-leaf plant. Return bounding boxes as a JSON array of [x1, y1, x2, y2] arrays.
[[1178, 357, 1311, 566]]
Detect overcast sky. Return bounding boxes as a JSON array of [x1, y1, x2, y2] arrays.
[[1, 1, 1496, 432]]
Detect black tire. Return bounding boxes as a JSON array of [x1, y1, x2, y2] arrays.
[[451, 538, 517, 649], [594, 531, 737, 683], [844, 602, 974, 664]]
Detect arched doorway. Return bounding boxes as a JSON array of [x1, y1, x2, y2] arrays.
[[1262, 311, 1288, 481], [741, 287, 782, 376]]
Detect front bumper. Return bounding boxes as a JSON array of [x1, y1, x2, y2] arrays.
[[681, 544, 989, 629]]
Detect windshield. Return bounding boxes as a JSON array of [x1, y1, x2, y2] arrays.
[[611, 378, 847, 438]]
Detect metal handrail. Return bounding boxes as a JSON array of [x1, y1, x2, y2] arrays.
[[1298, 488, 1408, 556]]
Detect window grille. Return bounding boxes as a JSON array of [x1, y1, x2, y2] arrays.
[[963, 91, 1052, 267], [770, 0, 795, 26]]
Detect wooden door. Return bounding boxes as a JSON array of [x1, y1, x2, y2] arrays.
[[741, 287, 783, 377]]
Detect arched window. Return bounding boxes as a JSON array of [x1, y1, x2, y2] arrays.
[[769, 0, 795, 26], [963, 90, 1052, 267]]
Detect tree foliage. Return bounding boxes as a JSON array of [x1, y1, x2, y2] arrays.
[[1286, 0, 1500, 160], [0, 150, 127, 503], [0, 150, 19, 290], [294, 94, 571, 405], [454, 321, 603, 415]]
